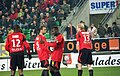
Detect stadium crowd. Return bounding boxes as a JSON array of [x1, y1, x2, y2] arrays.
[[0, 0, 120, 42], [0, 0, 80, 42]]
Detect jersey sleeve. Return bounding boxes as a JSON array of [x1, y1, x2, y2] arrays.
[[23, 41, 30, 54], [23, 35, 30, 54], [55, 34, 64, 43], [5, 36, 10, 52]]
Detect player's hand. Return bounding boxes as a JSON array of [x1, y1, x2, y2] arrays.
[[27, 54, 32, 60]]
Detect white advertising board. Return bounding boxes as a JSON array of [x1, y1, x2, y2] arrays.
[[89, 0, 118, 14], [0, 59, 8, 71], [63, 53, 120, 68], [0, 54, 120, 71]]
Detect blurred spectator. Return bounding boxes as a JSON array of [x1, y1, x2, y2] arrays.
[[45, 7, 51, 14], [50, 8, 57, 18], [18, 16, 25, 27], [40, 12, 44, 20], [61, 0, 70, 20], [0, 26, 4, 43], [52, 2, 60, 11], [104, 24, 113, 37], [39, 1, 47, 11], [24, 14, 32, 28], [45, 13, 50, 23], [87, 24, 97, 38], [30, 20, 39, 40], [30, 8, 36, 18], [24, 8, 29, 19], [15, 4, 21, 13], [28, 0, 36, 7], [0, 11, 2, 19], [10, 10, 18, 20], [5, 17, 12, 29], [46, 0, 54, 7], [33, 14, 39, 22], [47, 17, 56, 32], [97, 24, 106, 38], [18, 8, 24, 18], [40, 19, 47, 27], [112, 22, 120, 37], [65, 22, 76, 39], [1, 15, 6, 27]]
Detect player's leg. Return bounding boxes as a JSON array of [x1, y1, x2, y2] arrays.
[[50, 60, 55, 76], [11, 70, 16, 76], [41, 60, 49, 76], [50, 60, 61, 76], [18, 52, 24, 76], [87, 49, 93, 76], [87, 64, 93, 76], [78, 63, 83, 76], [10, 53, 17, 76], [18, 69, 24, 76], [78, 49, 85, 76]]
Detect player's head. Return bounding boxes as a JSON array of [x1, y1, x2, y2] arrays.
[[39, 25, 47, 35], [77, 23, 85, 31], [51, 26, 59, 36], [13, 24, 21, 32]]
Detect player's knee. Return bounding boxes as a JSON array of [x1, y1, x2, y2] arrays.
[[87, 64, 93, 70], [78, 63, 82, 70]]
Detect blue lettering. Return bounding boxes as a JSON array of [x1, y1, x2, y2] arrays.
[[91, 1, 116, 10], [111, 1, 115, 8], [106, 2, 110, 8], [96, 2, 101, 9], [91, 2, 95, 9], [101, 2, 106, 8]]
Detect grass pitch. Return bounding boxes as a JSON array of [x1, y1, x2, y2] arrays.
[[0, 67, 120, 76]]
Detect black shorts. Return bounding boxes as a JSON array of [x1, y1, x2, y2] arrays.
[[10, 52, 24, 71], [78, 48, 93, 65], [40, 60, 49, 68], [50, 60, 61, 70]]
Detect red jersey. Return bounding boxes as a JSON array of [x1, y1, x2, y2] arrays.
[[76, 31, 92, 50], [50, 34, 64, 62], [5, 32, 30, 54], [34, 34, 51, 61]]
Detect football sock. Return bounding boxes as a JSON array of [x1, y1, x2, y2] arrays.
[[11, 75, 14, 76], [20, 74, 24, 76], [78, 70, 83, 76], [42, 70, 49, 76], [50, 71, 55, 76], [89, 70, 93, 76], [54, 71, 61, 76]]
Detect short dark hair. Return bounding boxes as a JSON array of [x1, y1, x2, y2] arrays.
[[39, 25, 46, 30], [52, 26, 59, 31], [13, 25, 20, 32]]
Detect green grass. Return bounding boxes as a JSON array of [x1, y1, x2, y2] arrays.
[[0, 67, 120, 76]]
